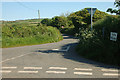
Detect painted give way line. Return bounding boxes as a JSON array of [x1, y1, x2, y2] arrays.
[[24, 67, 42, 69], [18, 71, 38, 74], [49, 67, 67, 70], [46, 71, 66, 74]]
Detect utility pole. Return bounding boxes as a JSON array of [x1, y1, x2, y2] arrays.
[[38, 10, 41, 24], [91, 8, 93, 31]]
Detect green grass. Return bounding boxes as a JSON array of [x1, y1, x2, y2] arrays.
[[2, 21, 63, 48]]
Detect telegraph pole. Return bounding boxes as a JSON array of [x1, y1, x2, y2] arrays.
[[91, 8, 93, 31], [38, 10, 41, 24]]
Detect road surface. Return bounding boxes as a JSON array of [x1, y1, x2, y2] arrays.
[[1, 34, 120, 78]]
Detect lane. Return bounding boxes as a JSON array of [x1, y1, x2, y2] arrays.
[[2, 35, 120, 78]]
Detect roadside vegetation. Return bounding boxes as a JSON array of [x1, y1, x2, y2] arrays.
[[40, 6, 119, 66], [2, 22, 62, 48], [41, 8, 108, 35], [2, 3, 119, 66], [76, 15, 120, 66], [75, 2, 120, 66]]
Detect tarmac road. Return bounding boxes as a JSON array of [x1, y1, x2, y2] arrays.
[[1, 34, 120, 78]]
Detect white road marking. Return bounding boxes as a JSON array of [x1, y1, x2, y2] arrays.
[[46, 71, 66, 74], [74, 72, 92, 75], [52, 46, 70, 52], [0, 70, 11, 73], [52, 49, 59, 50], [103, 73, 120, 76], [65, 46, 70, 52], [74, 68, 92, 71], [49, 67, 67, 70], [0, 52, 33, 63], [18, 71, 38, 74], [2, 67, 17, 69], [101, 69, 118, 72], [24, 67, 42, 70]]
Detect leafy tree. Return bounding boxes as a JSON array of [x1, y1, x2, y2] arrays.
[[107, 1, 120, 15], [51, 16, 68, 28], [67, 8, 108, 34], [41, 18, 52, 26]]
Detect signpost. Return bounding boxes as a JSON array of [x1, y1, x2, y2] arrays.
[[110, 32, 118, 41], [87, 8, 97, 31]]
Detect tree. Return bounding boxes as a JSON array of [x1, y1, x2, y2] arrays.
[[41, 18, 52, 26], [51, 16, 68, 29], [107, 1, 120, 15], [67, 8, 108, 34]]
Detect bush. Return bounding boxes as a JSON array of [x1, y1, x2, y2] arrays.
[[2, 23, 63, 48], [77, 15, 120, 66], [67, 8, 109, 35]]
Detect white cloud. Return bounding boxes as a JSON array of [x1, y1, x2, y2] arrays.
[[1, 0, 115, 2]]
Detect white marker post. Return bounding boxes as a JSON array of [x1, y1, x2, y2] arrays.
[[87, 8, 97, 31]]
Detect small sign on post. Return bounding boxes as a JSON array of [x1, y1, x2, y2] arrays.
[[110, 32, 118, 41], [87, 8, 97, 16]]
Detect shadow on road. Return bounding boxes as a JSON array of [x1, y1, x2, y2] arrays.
[[35, 34, 120, 69], [62, 43, 120, 69]]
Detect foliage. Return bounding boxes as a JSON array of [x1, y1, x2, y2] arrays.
[[51, 16, 68, 29], [68, 8, 109, 34], [41, 18, 52, 26], [107, 1, 120, 15], [77, 15, 120, 66], [40, 8, 108, 36], [2, 22, 63, 48]]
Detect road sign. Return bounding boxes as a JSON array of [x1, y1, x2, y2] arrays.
[[87, 8, 97, 15], [110, 32, 118, 41], [87, 8, 97, 30]]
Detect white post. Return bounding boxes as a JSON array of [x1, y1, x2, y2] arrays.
[[91, 8, 93, 31]]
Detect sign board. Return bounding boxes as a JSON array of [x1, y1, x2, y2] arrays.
[[87, 8, 97, 15], [110, 32, 118, 41]]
